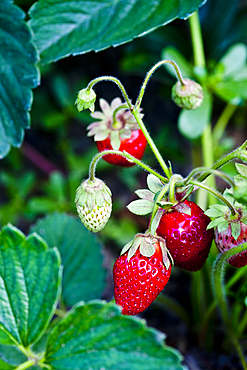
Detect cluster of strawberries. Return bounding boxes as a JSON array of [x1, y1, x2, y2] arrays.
[[75, 96, 247, 316]]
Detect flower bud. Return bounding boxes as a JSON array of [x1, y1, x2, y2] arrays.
[[171, 78, 203, 110], [75, 178, 112, 232], [75, 88, 96, 113]]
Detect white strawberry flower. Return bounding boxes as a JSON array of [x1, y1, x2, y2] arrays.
[[75, 178, 112, 232], [87, 97, 143, 150]]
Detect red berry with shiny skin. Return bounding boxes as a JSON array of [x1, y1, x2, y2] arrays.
[[113, 242, 171, 315], [96, 129, 147, 167], [156, 200, 214, 271], [215, 223, 247, 268]]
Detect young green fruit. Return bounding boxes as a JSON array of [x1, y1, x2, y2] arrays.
[[171, 78, 203, 110], [75, 178, 112, 232]]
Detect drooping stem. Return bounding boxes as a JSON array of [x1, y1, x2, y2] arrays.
[[189, 179, 238, 216], [197, 140, 247, 182], [135, 59, 185, 109], [185, 167, 236, 187], [168, 174, 183, 203], [112, 103, 129, 126], [87, 76, 133, 109], [131, 108, 172, 178], [212, 245, 247, 370], [88, 149, 168, 183]]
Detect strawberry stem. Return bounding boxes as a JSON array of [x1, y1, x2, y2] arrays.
[[185, 167, 235, 187], [87, 76, 133, 110], [168, 174, 183, 203], [212, 244, 247, 370], [135, 59, 185, 110], [189, 179, 238, 216], [131, 108, 172, 178], [197, 140, 247, 183], [88, 150, 168, 183]]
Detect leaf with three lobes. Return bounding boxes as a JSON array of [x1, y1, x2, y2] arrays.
[[0, 224, 61, 347], [29, 0, 207, 64], [0, 1, 39, 159]]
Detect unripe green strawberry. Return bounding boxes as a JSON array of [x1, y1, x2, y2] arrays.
[[75, 178, 112, 232], [171, 78, 203, 110]]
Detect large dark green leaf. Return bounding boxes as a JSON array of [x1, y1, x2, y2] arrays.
[[45, 300, 187, 370], [0, 224, 61, 347], [31, 213, 107, 307], [0, 1, 40, 158], [29, 0, 207, 64]]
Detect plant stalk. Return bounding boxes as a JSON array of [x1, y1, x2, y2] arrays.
[[88, 149, 168, 183]]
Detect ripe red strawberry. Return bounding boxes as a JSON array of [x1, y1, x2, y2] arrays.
[[113, 233, 171, 315], [87, 97, 147, 167], [215, 223, 247, 268], [156, 200, 214, 271], [96, 129, 147, 167]]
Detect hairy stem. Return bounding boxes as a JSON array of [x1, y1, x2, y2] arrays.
[[136, 59, 184, 109], [131, 108, 171, 178], [87, 76, 133, 109], [189, 179, 238, 216], [88, 149, 168, 183]]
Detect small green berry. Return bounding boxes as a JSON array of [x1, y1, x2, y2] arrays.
[[75, 88, 96, 113], [75, 178, 112, 232], [171, 78, 203, 110]]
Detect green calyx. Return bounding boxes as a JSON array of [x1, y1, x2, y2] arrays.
[[205, 192, 247, 240], [171, 78, 203, 110], [75, 88, 96, 113], [121, 232, 171, 270], [75, 178, 112, 212]]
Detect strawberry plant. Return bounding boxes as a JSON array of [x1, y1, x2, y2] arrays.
[[1, 0, 247, 369]]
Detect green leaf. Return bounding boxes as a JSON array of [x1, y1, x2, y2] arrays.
[[29, 0, 207, 64], [0, 358, 14, 369], [178, 90, 212, 139], [218, 43, 247, 78], [127, 199, 154, 215], [0, 1, 40, 158], [45, 301, 186, 370], [31, 213, 107, 307], [0, 344, 27, 367], [0, 224, 61, 347], [162, 46, 193, 79], [235, 163, 247, 178], [147, 174, 164, 194]]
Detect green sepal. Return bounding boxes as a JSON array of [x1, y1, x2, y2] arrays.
[[217, 221, 229, 233], [207, 217, 226, 230], [147, 174, 165, 193], [235, 163, 247, 178], [150, 209, 164, 235], [75, 88, 96, 113], [135, 189, 154, 201], [231, 222, 241, 241], [127, 199, 154, 215], [204, 208, 224, 218]]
